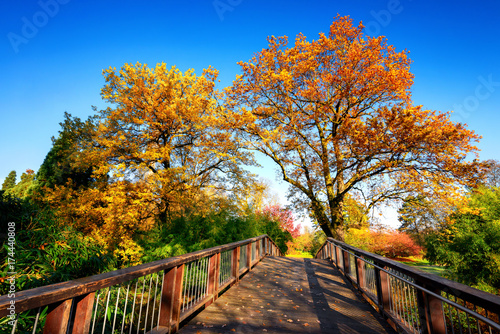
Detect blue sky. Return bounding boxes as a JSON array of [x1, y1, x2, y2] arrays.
[[1, 0, 499, 224]]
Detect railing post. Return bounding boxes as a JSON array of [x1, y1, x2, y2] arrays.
[[205, 253, 219, 307], [70, 292, 95, 334], [43, 299, 72, 334], [232, 246, 240, 283], [159, 266, 180, 331], [375, 265, 390, 317], [356, 255, 365, 289], [336, 246, 341, 268], [343, 249, 350, 275], [246, 242, 252, 269], [417, 285, 446, 334]]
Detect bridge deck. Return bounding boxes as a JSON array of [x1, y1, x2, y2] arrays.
[[179, 256, 396, 334]]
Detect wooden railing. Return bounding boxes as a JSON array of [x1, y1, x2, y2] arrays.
[[316, 237, 500, 334], [1, 235, 282, 333]]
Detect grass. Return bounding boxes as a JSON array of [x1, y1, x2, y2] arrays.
[[286, 251, 313, 258], [392, 256, 447, 277]]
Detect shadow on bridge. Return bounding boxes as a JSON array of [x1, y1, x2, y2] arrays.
[[179, 256, 396, 334]]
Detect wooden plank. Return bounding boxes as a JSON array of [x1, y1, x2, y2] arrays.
[[180, 257, 396, 334], [70, 292, 94, 334], [43, 299, 72, 334]]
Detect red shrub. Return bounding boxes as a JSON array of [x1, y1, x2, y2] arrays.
[[370, 230, 422, 258]]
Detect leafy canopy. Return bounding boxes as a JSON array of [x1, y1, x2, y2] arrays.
[[227, 15, 483, 239]]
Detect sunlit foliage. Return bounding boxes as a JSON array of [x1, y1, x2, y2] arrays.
[[426, 186, 500, 292], [226, 15, 484, 239]]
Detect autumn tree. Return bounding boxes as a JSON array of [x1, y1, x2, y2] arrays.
[[227, 15, 483, 240], [259, 204, 301, 238], [94, 62, 254, 225]]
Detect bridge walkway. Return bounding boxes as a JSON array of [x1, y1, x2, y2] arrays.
[[179, 256, 396, 334]]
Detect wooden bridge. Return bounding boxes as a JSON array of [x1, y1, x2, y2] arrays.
[[1, 235, 500, 333]]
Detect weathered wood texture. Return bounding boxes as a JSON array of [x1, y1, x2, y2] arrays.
[[179, 257, 395, 334]]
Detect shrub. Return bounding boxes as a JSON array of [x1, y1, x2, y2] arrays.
[[345, 228, 422, 258]]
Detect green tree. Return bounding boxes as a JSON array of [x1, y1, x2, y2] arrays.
[[1, 171, 16, 191], [7, 169, 37, 199], [426, 187, 500, 291], [37, 112, 97, 191], [398, 195, 441, 245]]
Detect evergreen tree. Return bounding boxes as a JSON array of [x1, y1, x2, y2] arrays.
[[37, 112, 96, 190], [8, 169, 37, 199], [1, 170, 16, 191]]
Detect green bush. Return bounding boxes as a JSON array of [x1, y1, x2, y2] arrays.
[[425, 187, 500, 290], [0, 207, 115, 294], [139, 208, 292, 263]]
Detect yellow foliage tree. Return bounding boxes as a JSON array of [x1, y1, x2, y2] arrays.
[[93, 62, 254, 225]]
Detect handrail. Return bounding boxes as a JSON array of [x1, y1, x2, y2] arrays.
[[1, 234, 283, 333], [316, 237, 500, 334]]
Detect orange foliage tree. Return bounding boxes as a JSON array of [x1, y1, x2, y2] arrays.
[[226, 15, 484, 240]]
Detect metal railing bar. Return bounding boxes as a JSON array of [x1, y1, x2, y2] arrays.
[[128, 280, 139, 334], [111, 287, 121, 333], [203, 257, 208, 300], [121, 282, 131, 334], [143, 274, 154, 333], [194, 261, 200, 306], [455, 295, 464, 334], [411, 286, 420, 332], [474, 305, 481, 334], [102, 289, 111, 334], [447, 292, 456, 334], [10, 317, 16, 334], [32, 307, 41, 334], [466, 311, 472, 334], [137, 277, 147, 334], [151, 272, 159, 332], [91, 290, 101, 334], [156, 271, 164, 330]]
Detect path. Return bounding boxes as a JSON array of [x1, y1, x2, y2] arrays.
[[179, 257, 396, 333]]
